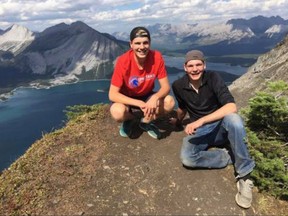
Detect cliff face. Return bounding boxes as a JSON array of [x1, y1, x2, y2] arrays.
[[229, 34, 288, 108]]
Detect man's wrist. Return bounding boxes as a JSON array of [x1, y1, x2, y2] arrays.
[[151, 93, 160, 101]]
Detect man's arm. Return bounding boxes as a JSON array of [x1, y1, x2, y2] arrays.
[[199, 102, 237, 125], [142, 76, 171, 119], [145, 77, 170, 109], [154, 77, 171, 99], [185, 102, 237, 135], [170, 107, 187, 126]]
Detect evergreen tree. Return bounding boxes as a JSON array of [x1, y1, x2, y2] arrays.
[[241, 81, 288, 199]]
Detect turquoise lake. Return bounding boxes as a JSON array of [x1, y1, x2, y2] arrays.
[[0, 80, 111, 171]]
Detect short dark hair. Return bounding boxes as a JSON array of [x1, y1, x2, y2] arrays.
[[130, 26, 151, 42]]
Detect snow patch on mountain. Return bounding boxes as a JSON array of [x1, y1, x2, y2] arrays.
[[190, 23, 253, 41], [265, 25, 288, 38]]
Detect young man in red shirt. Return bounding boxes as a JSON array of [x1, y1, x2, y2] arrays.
[[109, 26, 175, 139]]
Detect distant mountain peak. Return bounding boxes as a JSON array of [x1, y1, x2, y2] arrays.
[[0, 24, 35, 53], [40, 22, 70, 35], [70, 20, 90, 28], [227, 15, 288, 34], [1, 24, 34, 41], [40, 20, 97, 37], [69, 20, 99, 34]]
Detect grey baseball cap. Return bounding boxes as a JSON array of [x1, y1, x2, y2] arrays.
[[185, 50, 205, 63]]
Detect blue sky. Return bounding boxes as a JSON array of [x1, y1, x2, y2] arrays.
[[0, 0, 288, 34]]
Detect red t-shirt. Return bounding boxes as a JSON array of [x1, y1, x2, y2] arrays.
[[111, 49, 167, 97]]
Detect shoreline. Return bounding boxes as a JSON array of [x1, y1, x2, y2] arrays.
[[0, 78, 111, 102]]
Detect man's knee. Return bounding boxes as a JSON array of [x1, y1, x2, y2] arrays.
[[224, 113, 243, 125], [180, 141, 199, 168], [164, 95, 175, 112], [223, 113, 245, 130], [180, 154, 198, 168], [110, 103, 126, 122]]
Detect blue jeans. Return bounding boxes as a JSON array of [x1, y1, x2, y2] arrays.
[[180, 113, 255, 178]]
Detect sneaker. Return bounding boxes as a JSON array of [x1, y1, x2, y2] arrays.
[[139, 122, 161, 139], [119, 120, 134, 138], [235, 179, 253, 209]]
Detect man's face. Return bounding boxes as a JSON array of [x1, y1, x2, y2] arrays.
[[130, 37, 150, 59], [184, 59, 206, 81]]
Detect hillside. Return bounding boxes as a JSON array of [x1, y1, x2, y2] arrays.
[[229, 33, 288, 107], [0, 105, 288, 215]]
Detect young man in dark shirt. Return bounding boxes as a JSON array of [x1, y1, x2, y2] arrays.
[[171, 50, 255, 209]]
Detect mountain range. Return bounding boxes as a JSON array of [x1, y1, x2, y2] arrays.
[[114, 15, 288, 55], [0, 21, 128, 94], [0, 15, 287, 95]]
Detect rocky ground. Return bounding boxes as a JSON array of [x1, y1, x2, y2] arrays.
[[0, 105, 287, 215]]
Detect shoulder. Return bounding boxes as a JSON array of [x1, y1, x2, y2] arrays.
[[117, 49, 132, 60], [153, 50, 163, 56], [115, 49, 133, 66], [172, 74, 187, 88], [204, 71, 228, 92], [205, 70, 221, 78], [204, 70, 224, 83]]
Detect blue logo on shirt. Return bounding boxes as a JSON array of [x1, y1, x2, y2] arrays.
[[129, 76, 139, 88]]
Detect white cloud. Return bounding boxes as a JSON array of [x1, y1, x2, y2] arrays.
[[0, 0, 287, 33]]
